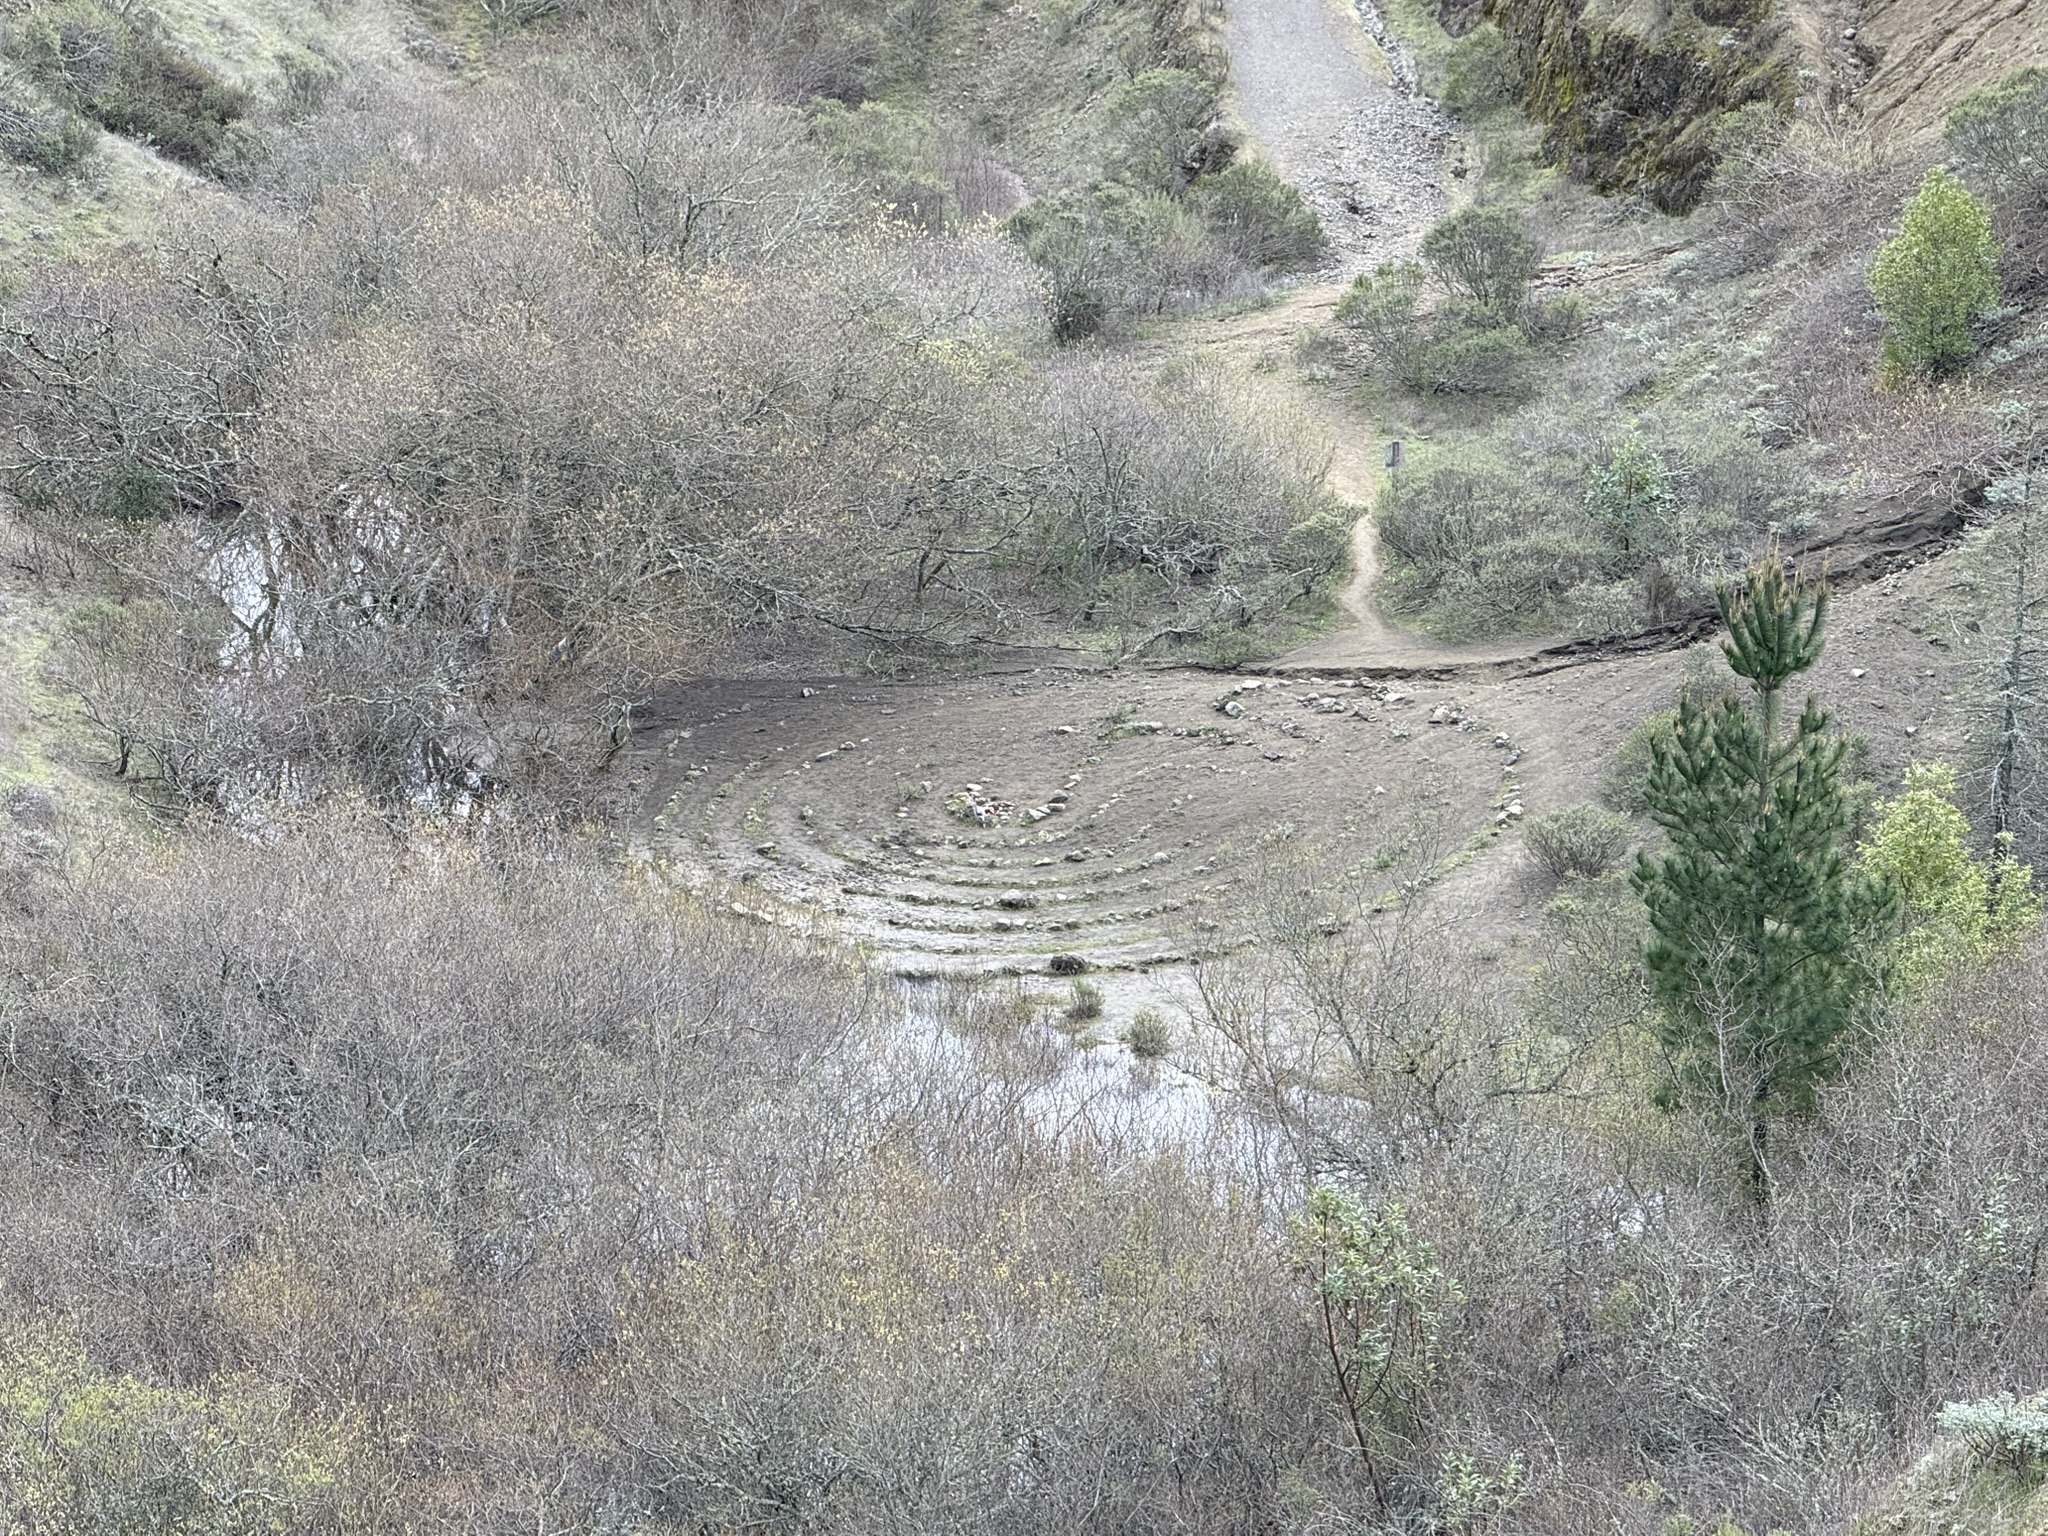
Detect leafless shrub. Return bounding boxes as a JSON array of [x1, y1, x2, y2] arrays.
[[0, 817, 1330, 1532], [1524, 803, 1631, 880]]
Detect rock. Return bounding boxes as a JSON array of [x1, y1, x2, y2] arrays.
[[1904, 726, 1918, 737], [1505, 801, 1524, 818], [1219, 699, 1245, 718], [1427, 703, 1463, 725], [996, 889, 1038, 910], [1850, 668, 1866, 679], [1048, 790, 1069, 803], [755, 842, 779, 856]]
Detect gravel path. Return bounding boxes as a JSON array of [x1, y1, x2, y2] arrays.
[[1222, 0, 1453, 272], [1207, 0, 1553, 671]]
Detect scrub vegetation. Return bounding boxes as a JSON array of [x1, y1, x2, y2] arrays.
[[2, 0, 2048, 1532]]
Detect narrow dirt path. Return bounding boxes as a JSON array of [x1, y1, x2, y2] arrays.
[[1159, 288, 1567, 671], [1196, 0, 1568, 672]]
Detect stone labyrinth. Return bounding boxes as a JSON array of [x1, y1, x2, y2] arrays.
[[632, 668, 1519, 988]]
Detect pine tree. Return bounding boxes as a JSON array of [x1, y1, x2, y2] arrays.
[[1633, 556, 1896, 1202]]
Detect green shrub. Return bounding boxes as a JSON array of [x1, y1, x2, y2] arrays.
[[1524, 804, 1631, 880], [1103, 67, 1233, 194], [1858, 759, 2041, 989], [1336, 260, 1432, 376], [1408, 309, 1533, 396], [1525, 294, 1590, 343], [96, 460, 175, 523], [1585, 432, 1677, 569], [1938, 1393, 2048, 1482], [1945, 67, 2048, 299], [1944, 67, 2048, 198], [1188, 160, 1327, 271], [1121, 1007, 1171, 1059], [1869, 166, 2001, 379], [1336, 263, 1534, 396], [1065, 979, 1105, 1024], [1420, 205, 1540, 324], [16, 3, 250, 172], [1010, 185, 1229, 339], [0, 67, 92, 171], [1609, 708, 1680, 813], [1378, 464, 1597, 635]]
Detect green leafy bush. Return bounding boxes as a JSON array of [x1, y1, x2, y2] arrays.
[[1938, 1393, 2048, 1482], [1525, 804, 1632, 880], [1945, 67, 2048, 299], [1335, 266, 1533, 396], [1010, 185, 1232, 339], [1188, 159, 1327, 271], [1869, 166, 2001, 379], [1421, 205, 1540, 324], [1945, 67, 2048, 199], [1121, 1007, 1172, 1059], [1610, 708, 1681, 812], [1338, 207, 1548, 397], [1414, 308, 1534, 395], [1377, 463, 1598, 635], [1586, 432, 1678, 568], [1065, 979, 1105, 1024], [0, 65, 92, 171], [1859, 760, 2041, 989], [1287, 1185, 1461, 1510], [1103, 67, 1235, 194]]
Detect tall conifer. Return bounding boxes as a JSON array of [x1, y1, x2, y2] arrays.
[[1634, 557, 1895, 1202]]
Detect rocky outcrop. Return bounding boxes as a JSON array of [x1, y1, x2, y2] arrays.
[[1481, 0, 1794, 211]]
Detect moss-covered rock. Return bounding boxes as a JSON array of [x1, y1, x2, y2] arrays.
[[1480, 0, 1793, 212]]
